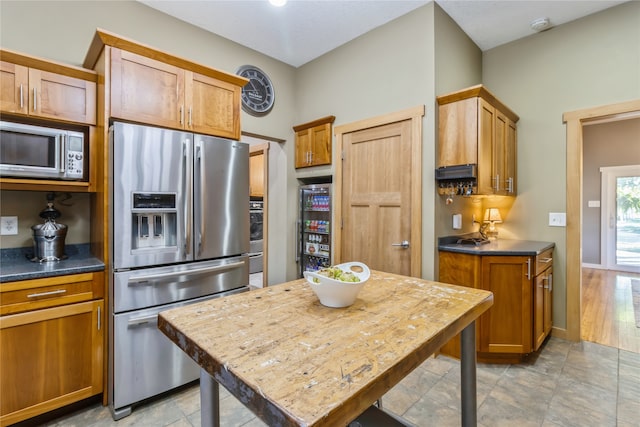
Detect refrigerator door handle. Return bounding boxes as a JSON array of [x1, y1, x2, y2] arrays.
[[183, 139, 192, 257], [127, 261, 246, 284], [295, 219, 300, 263], [195, 142, 205, 256]]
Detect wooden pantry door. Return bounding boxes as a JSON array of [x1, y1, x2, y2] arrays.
[[334, 106, 424, 277]]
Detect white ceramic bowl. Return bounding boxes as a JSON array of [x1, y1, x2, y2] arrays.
[[303, 262, 371, 308]]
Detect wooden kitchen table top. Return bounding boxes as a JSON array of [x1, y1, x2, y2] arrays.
[[158, 270, 493, 427]]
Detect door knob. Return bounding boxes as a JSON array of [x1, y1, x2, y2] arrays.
[[391, 240, 410, 249]]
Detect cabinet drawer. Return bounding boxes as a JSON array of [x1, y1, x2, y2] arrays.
[[535, 248, 553, 276], [0, 272, 103, 316]]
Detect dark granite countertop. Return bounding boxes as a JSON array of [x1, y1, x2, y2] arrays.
[[0, 244, 104, 283], [438, 234, 554, 256]]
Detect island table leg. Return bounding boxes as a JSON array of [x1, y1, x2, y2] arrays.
[[200, 368, 220, 427], [460, 321, 477, 427]]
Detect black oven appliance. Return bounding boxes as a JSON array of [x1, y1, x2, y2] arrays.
[[249, 200, 263, 273], [0, 121, 86, 180]]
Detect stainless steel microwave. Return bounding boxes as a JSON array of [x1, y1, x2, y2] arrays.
[[0, 121, 86, 180]]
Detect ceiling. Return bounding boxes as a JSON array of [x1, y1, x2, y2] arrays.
[[138, 0, 629, 68]]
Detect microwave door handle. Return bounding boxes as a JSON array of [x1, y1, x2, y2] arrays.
[[59, 134, 66, 173]]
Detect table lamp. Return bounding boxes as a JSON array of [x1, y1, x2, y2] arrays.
[[483, 208, 502, 240]]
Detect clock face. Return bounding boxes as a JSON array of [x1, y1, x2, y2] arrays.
[[237, 65, 275, 116]]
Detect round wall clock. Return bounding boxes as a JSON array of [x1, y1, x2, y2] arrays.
[[236, 65, 275, 116]]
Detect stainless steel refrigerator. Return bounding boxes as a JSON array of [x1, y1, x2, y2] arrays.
[[109, 122, 249, 419], [297, 183, 332, 277]]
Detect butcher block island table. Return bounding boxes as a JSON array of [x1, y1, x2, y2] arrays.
[[158, 270, 493, 427]]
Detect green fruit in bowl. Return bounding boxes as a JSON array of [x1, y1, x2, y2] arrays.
[[315, 266, 361, 283]]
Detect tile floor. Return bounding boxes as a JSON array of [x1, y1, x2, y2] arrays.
[[25, 337, 640, 427]]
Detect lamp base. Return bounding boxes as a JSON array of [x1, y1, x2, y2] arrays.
[[486, 223, 498, 240]]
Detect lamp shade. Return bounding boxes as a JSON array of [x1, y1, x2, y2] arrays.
[[483, 208, 502, 223]]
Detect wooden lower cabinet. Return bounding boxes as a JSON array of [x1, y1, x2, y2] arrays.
[[534, 267, 553, 351], [479, 256, 532, 356], [0, 273, 104, 427], [438, 250, 552, 363]]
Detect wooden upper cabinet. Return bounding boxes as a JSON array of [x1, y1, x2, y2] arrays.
[[293, 115, 335, 168], [249, 152, 264, 198], [437, 85, 518, 196], [0, 61, 28, 113], [85, 30, 247, 139], [110, 49, 185, 129], [0, 51, 97, 125], [188, 71, 241, 139]]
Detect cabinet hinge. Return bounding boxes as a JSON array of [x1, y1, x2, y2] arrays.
[[342, 150, 345, 160]]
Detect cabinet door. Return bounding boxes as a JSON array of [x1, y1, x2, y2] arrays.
[[533, 271, 546, 350], [544, 268, 553, 341], [533, 267, 553, 350], [188, 71, 241, 139], [295, 129, 311, 168], [477, 98, 495, 195], [479, 256, 532, 354], [250, 153, 264, 197], [111, 48, 185, 129], [0, 300, 104, 426], [0, 61, 28, 114], [437, 251, 482, 357], [29, 69, 97, 125], [493, 110, 508, 194], [505, 119, 517, 194], [437, 98, 478, 168], [310, 122, 332, 166]]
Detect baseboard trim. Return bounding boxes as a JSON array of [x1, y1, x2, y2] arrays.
[[582, 263, 604, 269], [551, 326, 574, 341]]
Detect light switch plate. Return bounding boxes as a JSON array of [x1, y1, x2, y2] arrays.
[[548, 212, 566, 227], [0, 216, 18, 235]]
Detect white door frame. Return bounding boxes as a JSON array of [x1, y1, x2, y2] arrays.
[[601, 164, 640, 273]]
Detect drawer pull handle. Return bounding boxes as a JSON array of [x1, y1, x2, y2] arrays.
[[27, 289, 67, 298], [539, 258, 552, 263], [128, 314, 158, 326]]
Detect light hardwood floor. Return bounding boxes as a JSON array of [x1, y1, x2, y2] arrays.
[[581, 267, 640, 353]]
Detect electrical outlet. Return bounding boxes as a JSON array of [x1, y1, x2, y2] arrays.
[[452, 214, 462, 229], [548, 212, 566, 227], [0, 216, 19, 235]]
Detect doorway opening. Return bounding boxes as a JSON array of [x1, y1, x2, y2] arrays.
[[564, 99, 640, 342], [601, 165, 640, 273], [242, 134, 273, 288]]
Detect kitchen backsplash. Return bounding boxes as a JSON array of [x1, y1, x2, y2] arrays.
[[0, 190, 91, 249]]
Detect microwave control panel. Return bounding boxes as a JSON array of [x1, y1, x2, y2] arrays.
[[65, 134, 84, 177]]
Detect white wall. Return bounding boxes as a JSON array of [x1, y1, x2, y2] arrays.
[[0, 0, 296, 284], [295, 3, 438, 279], [2, 1, 639, 323], [482, 1, 640, 328]]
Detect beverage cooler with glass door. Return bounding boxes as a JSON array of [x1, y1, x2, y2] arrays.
[[298, 183, 332, 277]]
